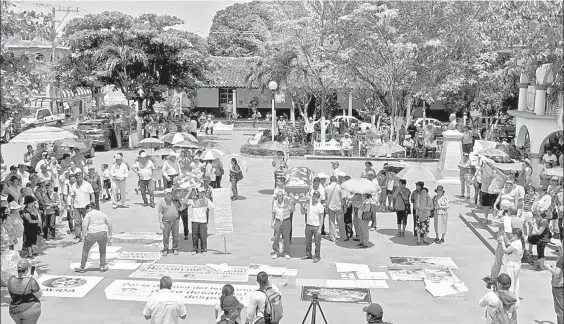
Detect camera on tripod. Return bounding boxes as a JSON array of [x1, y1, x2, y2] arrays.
[[302, 292, 327, 324], [311, 293, 319, 301]]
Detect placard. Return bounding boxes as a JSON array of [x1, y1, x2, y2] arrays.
[[117, 251, 162, 261], [340, 272, 356, 280], [424, 268, 460, 285], [326, 280, 358, 288], [388, 256, 458, 270], [388, 269, 426, 281], [355, 272, 389, 280], [105, 280, 256, 305], [37, 275, 104, 298], [213, 188, 234, 236], [129, 263, 250, 282], [301, 286, 371, 304], [355, 280, 389, 289], [335, 263, 370, 273], [111, 232, 163, 244]]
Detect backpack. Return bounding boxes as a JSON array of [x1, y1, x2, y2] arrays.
[[259, 287, 283, 324]]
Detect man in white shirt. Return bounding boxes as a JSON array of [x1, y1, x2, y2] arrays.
[[143, 276, 187, 324], [312, 177, 327, 235], [340, 133, 353, 156], [162, 153, 181, 188], [271, 191, 296, 259], [245, 272, 280, 324], [304, 117, 315, 143], [183, 187, 214, 254], [133, 151, 155, 208], [301, 191, 324, 262], [324, 176, 342, 242], [331, 161, 346, 181], [110, 154, 129, 209], [17, 163, 30, 187], [70, 172, 94, 242], [543, 149, 558, 167]]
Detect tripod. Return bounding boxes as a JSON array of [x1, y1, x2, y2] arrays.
[[301, 294, 328, 324]]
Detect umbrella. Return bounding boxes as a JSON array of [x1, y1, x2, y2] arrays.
[[177, 175, 201, 189], [161, 132, 198, 145], [55, 138, 87, 150], [341, 178, 377, 195], [199, 149, 224, 161], [229, 154, 248, 172], [139, 138, 164, 149], [373, 142, 405, 157], [173, 141, 200, 149], [396, 164, 438, 183], [260, 141, 289, 152], [154, 148, 176, 156], [200, 141, 232, 154], [10, 126, 78, 144], [542, 167, 564, 178]]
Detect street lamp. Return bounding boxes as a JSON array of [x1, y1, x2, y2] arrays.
[[268, 81, 278, 141]]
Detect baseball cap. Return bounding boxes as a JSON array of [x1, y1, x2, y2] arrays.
[[221, 296, 244, 310], [164, 188, 173, 194], [139, 152, 148, 158], [363, 303, 383, 317]]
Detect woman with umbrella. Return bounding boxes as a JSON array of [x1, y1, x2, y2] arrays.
[[229, 158, 243, 200]]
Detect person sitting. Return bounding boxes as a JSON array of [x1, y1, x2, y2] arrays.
[[340, 133, 353, 157], [403, 135, 414, 157], [425, 137, 438, 158]]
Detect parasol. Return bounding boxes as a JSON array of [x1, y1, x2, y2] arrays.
[[341, 178, 377, 195], [200, 141, 232, 154], [173, 141, 200, 149], [139, 138, 164, 149], [542, 167, 564, 178], [160, 132, 198, 145], [10, 126, 78, 144], [396, 164, 437, 183], [55, 138, 87, 150], [154, 148, 176, 156], [260, 141, 289, 153], [199, 149, 224, 161]]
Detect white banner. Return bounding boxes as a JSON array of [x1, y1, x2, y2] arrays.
[[105, 280, 257, 305], [129, 263, 250, 282], [111, 232, 163, 243], [117, 251, 162, 261], [37, 275, 104, 298], [213, 188, 234, 236]]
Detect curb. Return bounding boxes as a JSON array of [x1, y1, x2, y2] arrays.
[[303, 155, 439, 162], [459, 212, 495, 254]]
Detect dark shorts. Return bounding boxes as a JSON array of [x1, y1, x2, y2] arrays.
[[103, 179, 111, 189], [537, 241, 548, 259], [396, 211, 408, 225], [462, 143, 473, 154], [386, 190, 393, 195], [480, 193, 497, 207]]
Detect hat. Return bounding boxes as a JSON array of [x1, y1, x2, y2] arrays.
[[41, 151, 48, 156], [114, 154, 122, 160], [435, 185, 444, 193], [331, 161, 339, 165], [505, 179, 514, 184], [416, 181, 424, 187], [551, 176, 559, 181], [139, 152, 148, 158], [344, 132, 350, 136], [317, 172, 329, 179], [405, 135, 411, 139], [9, 165, 17, 171], [88, 165, 95, 170], [363, 303, 383, 317], [221, 296, 244, 310], [9, 201, 22, 210], [164, 188, 173, 194], [17, 259, 30, 272], [308, 117, 313, 121]]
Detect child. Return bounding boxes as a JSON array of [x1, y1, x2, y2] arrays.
[[101, 164, 111, 201]]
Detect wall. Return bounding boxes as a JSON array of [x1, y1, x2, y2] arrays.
[[194, 88, 219, 108]]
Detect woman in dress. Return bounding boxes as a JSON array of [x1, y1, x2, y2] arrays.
[[499, 228, 524, 301], [21, 196, 41, 259], [415, 187, 434, 245], [7, 259, 43, 324], [433, 185, 450, 244], [229, 158, 243, 200]]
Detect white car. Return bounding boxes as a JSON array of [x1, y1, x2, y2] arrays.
[[1, 119, 15, 142], [413, 118, 445, 129], [316, 116, 375, 131]]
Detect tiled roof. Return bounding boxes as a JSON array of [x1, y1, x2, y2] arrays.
[[204, 56, 257, 88]]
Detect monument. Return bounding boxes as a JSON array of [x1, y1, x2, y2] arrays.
[[433, 114, 463, 184]]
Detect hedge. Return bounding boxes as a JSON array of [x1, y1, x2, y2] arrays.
[[240, 144, 310, 157]]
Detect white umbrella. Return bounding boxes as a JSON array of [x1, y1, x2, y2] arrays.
[[341, 178, 377, 195], [542, 167, 564, 178], [396, 165, 437, 183], [139, 138, 164, 149], [10, 126, 78, 144], [161, 132, 198, 145], [199, 149, 224, 161]]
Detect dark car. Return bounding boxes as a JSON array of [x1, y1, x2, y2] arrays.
[[472, 115, 516, 141], [76, 119, 114, 151], [52, 129, 96, 160]]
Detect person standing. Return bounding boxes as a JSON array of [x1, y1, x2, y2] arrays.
[[393, 179, 411, 237], [433, 185, 450, 244], [498, 228, 524, 301], [75, 203, 112, 273], [133, 152, 156, 208], [362, 303, 391, 324], [531, 187, 552, 270], [411, 181, 424, 238], [301, 191, 324, 262], [357, 194, 376, 248], [324, 176, 342, 242], [229, 158, 243, 200], [189, 117, 198, 139], [162, 153, 181, 189], [415, 187, 433, 245], [217, 295, 244, 324], [21, 196, 41, 258], [184, 187, 214, 255], [158, 189, 180, 256], [23, 145, 35, 168], [70, 172, 95, 242], [366, 171, 381, 231], [113, 114, 123, 149], [304, 117, 315, 143], [545, 252, 563, 324], [271, 191, 295, 260], [246, 272, 281, 324], [478, 273, 518, 323], [110, 155, 129, 209], [143, 276, 187, 324], [86, 165, 101, 210], [212, 158, 224, 188], [41, 182, 58, 240], [7, 259, 42, 324]]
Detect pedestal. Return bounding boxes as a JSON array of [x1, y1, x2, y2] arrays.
[[434, 129, 463, 184]]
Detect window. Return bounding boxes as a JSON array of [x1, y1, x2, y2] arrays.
[[21, 34, 32, 41], [37, 109, 51, 119], [35, 53, 45, 61], [219, 88, 235, 105]]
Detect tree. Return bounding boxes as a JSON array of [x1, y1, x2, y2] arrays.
[[1, 1, 53, 120], [207, 2, 272, 57], [58, 12, 210, 109]]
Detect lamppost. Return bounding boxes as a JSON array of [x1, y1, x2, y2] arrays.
[[269, 81, 278, 141]]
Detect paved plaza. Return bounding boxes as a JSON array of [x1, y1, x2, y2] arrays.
[[0, 130, 557, 324]]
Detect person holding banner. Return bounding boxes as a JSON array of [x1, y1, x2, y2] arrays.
[[271, 191, 296, 259]]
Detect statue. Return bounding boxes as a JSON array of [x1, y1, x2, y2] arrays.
[[448, 113, 457, 130]]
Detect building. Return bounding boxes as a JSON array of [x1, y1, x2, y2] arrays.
[[3, 32, 70, 62]]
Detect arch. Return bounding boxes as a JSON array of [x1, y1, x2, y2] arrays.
[[538, 130, 564, 154], [515, 125, 530, 148]]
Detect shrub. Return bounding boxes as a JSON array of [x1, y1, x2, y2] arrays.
[[240, 144, 311, 157]]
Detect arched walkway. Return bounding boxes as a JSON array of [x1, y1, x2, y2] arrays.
[[539, 130, 564, 154], [515, 125, 530, 149]]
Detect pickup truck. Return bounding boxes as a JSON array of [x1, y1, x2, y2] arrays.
[[20, 107, 66, 130]]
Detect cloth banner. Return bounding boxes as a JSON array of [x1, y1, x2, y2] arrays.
[[129, 263, 250, 282], [213, 188, 234, 236]]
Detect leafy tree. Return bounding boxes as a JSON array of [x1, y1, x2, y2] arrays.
[[207, 2, 272, 57], [58, 12, 210, 109]]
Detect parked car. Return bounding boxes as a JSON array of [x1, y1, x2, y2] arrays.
[[53, 129, 96, 160], [76, 119, 114, 151], [1, 119, 16, 142], [471, 115, 516, 140], [20, 107, 66, 130], [317, 116, 374, 132]]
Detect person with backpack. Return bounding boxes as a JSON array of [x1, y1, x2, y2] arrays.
[[478, 273, 518, 324], [245, 271, 283, 324]]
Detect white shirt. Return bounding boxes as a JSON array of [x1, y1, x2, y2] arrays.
[[35, 159, 47, 173], [17, 170, 30, 186], [133, 160, 155, 180], [332, 168, 346, 178], [110, 162, 129, 180], [162, 160, 181, 177], [533, 194, 552, 214], [542, 153, 558, 165], [324, 182, 342, 211], [312, 184, 326, 201], [185, 198, 213, 223], [143, 289, 187, 324], [305, 201, 325, 226], [246, 284, 280, 324], [340, 137, 353, 149], [71, 181, 94, 208], [205, 163, 216, 181]]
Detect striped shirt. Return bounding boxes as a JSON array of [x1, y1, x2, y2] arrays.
[[523, 193, 537, 212]]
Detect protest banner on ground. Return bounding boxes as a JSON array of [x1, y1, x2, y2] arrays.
[[37, 275, 104, 298], [116, 251, 162, 261], [129, 263, 250, 282]]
